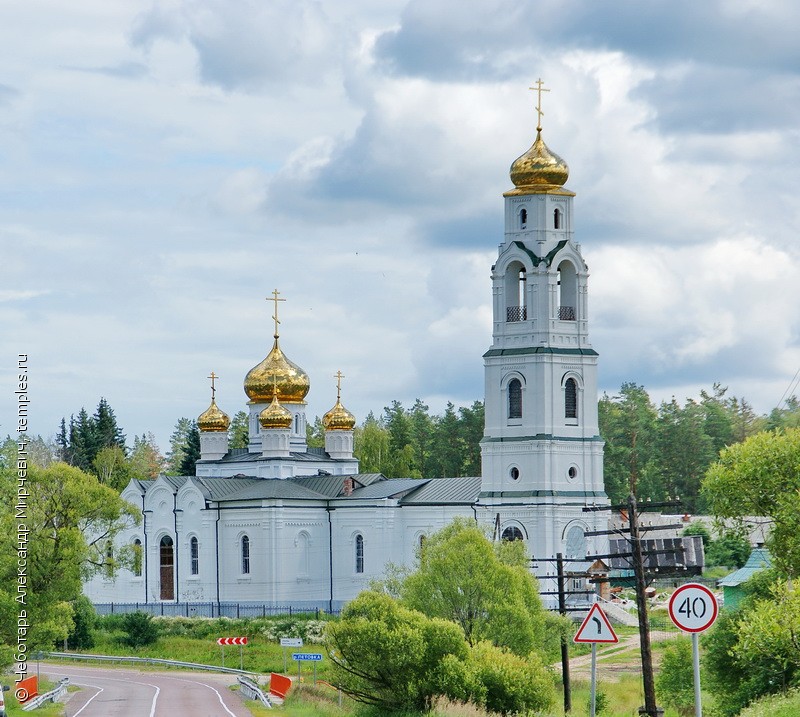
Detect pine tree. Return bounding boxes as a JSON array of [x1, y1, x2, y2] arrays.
[[93, 397, 126, 454], [178, 422, 201, 476], [228, 411, 249, 449], [165, 417, 193, 475]]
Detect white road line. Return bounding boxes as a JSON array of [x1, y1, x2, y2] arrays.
[[67, 683, 103, 717], [48, 672, 160, 717], [154, 675, 238, 717]]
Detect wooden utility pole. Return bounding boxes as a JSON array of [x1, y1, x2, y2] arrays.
[[628, 494, 662, 717], [556, 553, 572, 714]]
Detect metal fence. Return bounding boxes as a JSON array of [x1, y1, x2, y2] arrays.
[[92, 601, 343, 618]]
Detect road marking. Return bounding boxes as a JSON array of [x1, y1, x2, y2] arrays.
[[49, 672, 160, 717], [68, 683, 103, 717]]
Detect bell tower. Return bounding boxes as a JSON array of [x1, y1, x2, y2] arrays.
[[479, 82, 607, 574]]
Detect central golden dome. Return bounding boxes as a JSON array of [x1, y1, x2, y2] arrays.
[[508, 129, 570, 194], [244, 338, 310, 404]]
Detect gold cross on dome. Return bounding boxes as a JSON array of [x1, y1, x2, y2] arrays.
[[334, 370, 345, 401], [528, 78, 550, 131], [208, 371, 218, 400], [267, 289, 286, 338]]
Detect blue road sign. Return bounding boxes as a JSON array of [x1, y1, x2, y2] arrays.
[[292, 653, 323, 661]]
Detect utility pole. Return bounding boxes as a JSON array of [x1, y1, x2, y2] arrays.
[[628, 494, 662, 717], [556, 553, 572, 714]]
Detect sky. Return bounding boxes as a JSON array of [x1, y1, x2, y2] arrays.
[[2, 0, 800, 452]]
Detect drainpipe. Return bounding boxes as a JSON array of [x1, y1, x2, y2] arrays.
[[327, 507, 334, 614], [142, 501, 151, 603], [215, 504, 222, 613], [172, 492, 181, 602]]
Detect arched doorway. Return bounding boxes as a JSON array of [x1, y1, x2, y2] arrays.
[[159, 535, 174, 600]]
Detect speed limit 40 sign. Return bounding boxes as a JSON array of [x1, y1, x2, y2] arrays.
[[668, 583, 719, 633]]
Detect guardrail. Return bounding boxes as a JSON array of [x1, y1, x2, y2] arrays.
[[237, 676, 272, 708], [44, 652, 259, 676], [21, 677, 69, 711]]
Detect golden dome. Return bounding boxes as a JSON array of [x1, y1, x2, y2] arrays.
[[197, 399, 230, 433], [244, 338, 310, 404], [323, 399, 356, 431], [508, 129, 570, 195], [259, 394, 293, 430]]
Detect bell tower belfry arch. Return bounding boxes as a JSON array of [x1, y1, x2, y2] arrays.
[[479, 82, 608, 573]]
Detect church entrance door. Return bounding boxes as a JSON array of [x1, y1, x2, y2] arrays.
[[160, 535, 174, 600]]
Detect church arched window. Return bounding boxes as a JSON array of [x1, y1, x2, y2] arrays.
[[190, 536, 199, 575], [105, 540, 114, 578], [241, 535, 250, 575], [508, 378, 522, 419], [296, 532, 309, 577], [565, 378, 578, 419], [505, 262, 527, 322], [132, 538, 142, 577], [519, 208, 527, 228], [355, 534, 364, 574], [557, 260, 577, 321], [554, 208, 562, 229], [502, 526, 524, 542]]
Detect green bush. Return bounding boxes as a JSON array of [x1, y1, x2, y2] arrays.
[[66, 596, 96, 650], [468, 641, 555, 716], [656, 637, 695, 716], [120, 611, 160, 648]]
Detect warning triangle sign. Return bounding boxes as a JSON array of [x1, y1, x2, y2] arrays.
[[573, 603, 619, 644]]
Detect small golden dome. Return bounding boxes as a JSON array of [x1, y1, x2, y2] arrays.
[[323, 399, 356, 431], [508, 130, 570, 194], [197, 399, 230, 432], [259, 394, 293, 430], [244, 338, 310, 404]]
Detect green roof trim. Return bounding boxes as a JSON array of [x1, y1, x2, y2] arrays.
[[511, 239, 570, 268], [483, 347, 599, 358], [479, 490, 607, 499], [481, 434, 603, 443]]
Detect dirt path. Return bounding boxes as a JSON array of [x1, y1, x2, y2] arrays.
[[553, 631, 677, 682]]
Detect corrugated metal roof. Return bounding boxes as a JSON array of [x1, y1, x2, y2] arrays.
[[193, 477, 263, 500], [223, 479, 330, 501], [347, 478, 431, 500], [718, 548, 772, 587], [213, 450, 342, 464], [400, 476, 483, 504]]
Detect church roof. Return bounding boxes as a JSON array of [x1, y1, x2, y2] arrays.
[[222, 480, 330, 501], [400, 476, 483, 504], [347, 478, 431, 500]]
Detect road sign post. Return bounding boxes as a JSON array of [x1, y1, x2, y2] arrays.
[[574, 604, 618, 717], [280, 637, 303, 673], [668, 584, 719, 717], [216, 637, 248, 671], [292, 653, 323, 685]]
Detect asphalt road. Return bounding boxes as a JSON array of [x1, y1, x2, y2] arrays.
[[41, 664, 255, 717]]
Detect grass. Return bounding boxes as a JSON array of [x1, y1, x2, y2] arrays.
[[4, 678, 68, 717], [737, 688, 800, 717]]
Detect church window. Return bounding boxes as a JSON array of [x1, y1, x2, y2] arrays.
[[105, 540, 114, 578], [159, 535, 174, 600], [190, 536, 199, 576], [557, 261, 577, 320], [419, 534, 426, 551], [297, 532, 309, 576], [295, 415, 299, 433], [355, 534, 364, 574], [510, 466, 520, 481], [505, 263, 527, 322], [502, 526, 524, 542], [133, 538, 142, 577], [554, 208, 562, 229], [565, 378, 578, 419], [565, 526, 586, 559], [519, 208, 527, 228], [508, 379, 522, 419], [241, 535, 251, 575]]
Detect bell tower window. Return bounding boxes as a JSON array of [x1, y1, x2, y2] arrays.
[[557, 260, 577, 321], [554, 208, 562, 229], [505, 262, 527, 322], [519, 208, 527, 228], [565, 378, 578, 419], [508, 378, 522, 419]]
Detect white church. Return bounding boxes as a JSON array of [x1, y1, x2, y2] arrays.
[[84, 92, 610, 613]]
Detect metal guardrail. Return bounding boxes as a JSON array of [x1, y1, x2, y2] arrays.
[[21, 677, 69, 711], [237, 676, 272, 708], [44, 652, 258, 676]]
